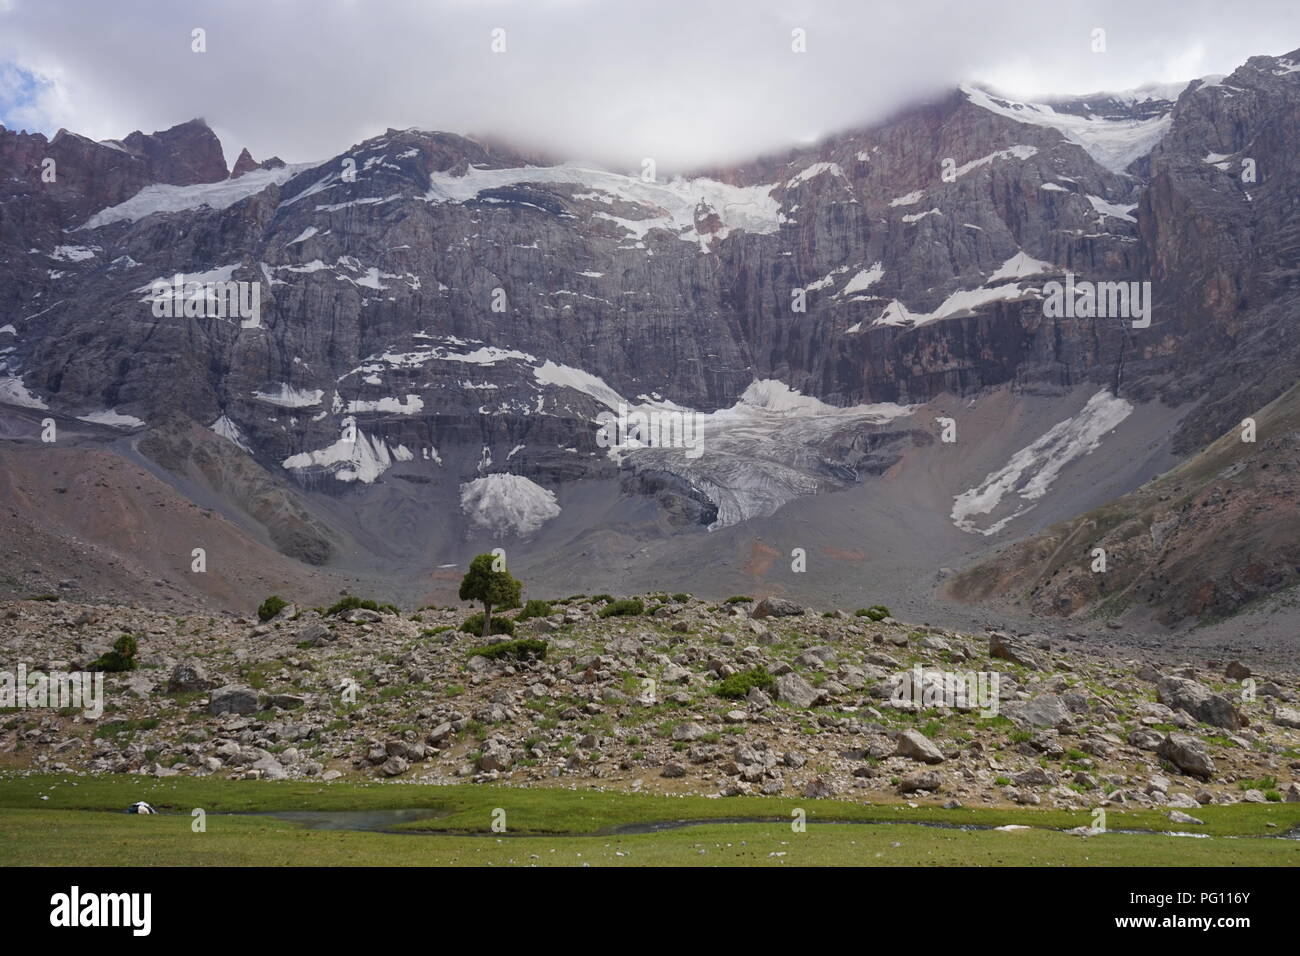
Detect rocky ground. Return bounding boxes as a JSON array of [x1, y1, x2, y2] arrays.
[[2, 594, 1299, 814]]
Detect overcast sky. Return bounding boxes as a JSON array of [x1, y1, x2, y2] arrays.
[[1, 0, 1298, 173]]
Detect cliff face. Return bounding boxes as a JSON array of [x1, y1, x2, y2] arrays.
[[2, 50, 1299, 594], [945, 50, 1300, 625]]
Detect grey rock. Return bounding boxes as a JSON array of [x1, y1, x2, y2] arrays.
[[1156, 676, 1244, 730], [1003, 694, 1071, 730], [752, 597, 805, 619], [208, 685, 260, 716], [895, 729, 944, 764], [988, 632, 1040, 670], [167, 662, 214, 693], [774, 672, 819, 708], [898, 769, 942, 793], [1156, 732, 1215, 780]]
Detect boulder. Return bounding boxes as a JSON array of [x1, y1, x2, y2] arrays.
[[751, 596, 805, 619], [774, 672, 819, 708], [1127, 728, 1164, 750], [895, 729, 944, 764], [1272, 706, 1300, 729], [167, 662, 214, 693], [1224, 660, 1251, 680], [1156, 733, 1215, 780], [803, 776, 836, 798], [208, 685, 260, 716], [297, 621, 334, 647], [898, 769, 942, 793], [671, 722, 707, 741], [380, 755, 409, 776], [1003, 693, 1071, 730], [250, 754, 287, 780], [988, 632, 1040, 670], [1156, 676, 1243, 730]]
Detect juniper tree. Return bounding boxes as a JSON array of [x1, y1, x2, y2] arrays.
[[458, 553, 522, 637]]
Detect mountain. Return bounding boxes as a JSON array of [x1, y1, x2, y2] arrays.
[[2, 47, 1299, 637]]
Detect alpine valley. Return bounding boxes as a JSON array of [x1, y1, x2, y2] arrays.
[[4, 46, 1300, 660]]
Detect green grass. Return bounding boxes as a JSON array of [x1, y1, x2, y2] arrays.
[[1, 774, 1297, 866], [4, 810, 1299, 866]]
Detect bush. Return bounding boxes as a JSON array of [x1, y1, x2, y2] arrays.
[[598, 598, 644, 618], [715, 666, 775, 700], [257, 595, 288, 622], [468, 638, 547, 661], [590, 593, 614, 604], [515, 599, 552, 622], [671, 593, 691, 603], [854, 605, 891, 621], [461, 613, 515, 637], [89, 634, 139, 673], [723, 595, 753, 604], [325, 596, 397, 617]]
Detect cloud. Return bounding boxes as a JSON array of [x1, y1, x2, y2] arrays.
[[1, 0, 1297, 173]]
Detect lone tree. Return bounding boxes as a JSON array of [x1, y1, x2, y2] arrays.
[[459, 553, 522, 637]]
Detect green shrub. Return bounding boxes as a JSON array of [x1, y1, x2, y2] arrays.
[[257, 595, 288, 622], [26, 594, 60, 602], [461, 613, 515, 636], [598, 598, 644, 618], [516, 599, 552, 622], [854, 605, 891, 621], [324, 596, 396, 617], [715, 666, 775, 699], [671, 593, 690, 603], [420, 626, 454, 637], [723, 595, 754, 604], [590, 593, 614, 604], [89, 634, 139, 673], [468, 638, 547, 661]]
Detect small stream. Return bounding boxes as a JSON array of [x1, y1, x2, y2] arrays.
[[241, 808, 1300, 841]]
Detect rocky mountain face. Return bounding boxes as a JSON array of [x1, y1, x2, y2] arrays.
[[2, 48, 1299, 623], [948, 381, 1300, 626]]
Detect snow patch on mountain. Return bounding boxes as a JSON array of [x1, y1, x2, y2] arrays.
[[210, 414, 252, 452], [425, 163, 783, 245], [951, 389, 1133, 535], [1086, 195, 1138, 223], [344, 394, 425, 415], [840, 262, 884, 297], [253, 384, 324, 408], [989, 251, 1054, 281], [952, 145, 1038, 178], [282, 428, 399, 484], [459, 474, 561, 537], [81, 163, 313, 230], [962, 85, 1175, 173], [77, 409, 145, 428], [0, 376, 48, 409]]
